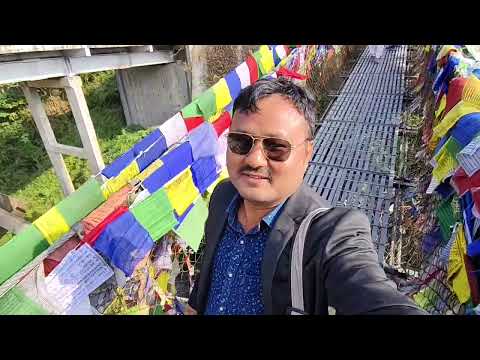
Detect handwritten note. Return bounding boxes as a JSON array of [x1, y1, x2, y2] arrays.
[[44, 243, 114, 312]]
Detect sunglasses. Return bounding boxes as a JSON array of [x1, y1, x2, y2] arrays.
[[227, 131, 312, 162]]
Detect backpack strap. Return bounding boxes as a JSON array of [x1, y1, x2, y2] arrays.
[[289, 207, 331, 315]]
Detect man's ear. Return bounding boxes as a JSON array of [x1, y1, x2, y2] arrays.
[[305, 140, 314, 167]]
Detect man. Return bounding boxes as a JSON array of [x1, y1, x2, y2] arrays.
[[186, 78, 425, 315]]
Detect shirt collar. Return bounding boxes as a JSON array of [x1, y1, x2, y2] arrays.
[[226, 194, 285, 230]]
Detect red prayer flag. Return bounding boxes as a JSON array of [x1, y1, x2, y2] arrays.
[[276, 67, 307, 80], [43, 236, 81, 277], [184, 116, 205, 132], [212, 112, 231, 136], [245, 55, 259, 84], [82, 206, 129, 246]]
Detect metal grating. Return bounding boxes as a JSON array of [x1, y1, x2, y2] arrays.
[[305, 46, 408, 263]]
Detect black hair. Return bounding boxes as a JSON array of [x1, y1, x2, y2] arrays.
[[232, 77, 316, 138]]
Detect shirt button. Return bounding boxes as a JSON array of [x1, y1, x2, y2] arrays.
[[240, 240, 244, 244], [228, 273, 233, 278]]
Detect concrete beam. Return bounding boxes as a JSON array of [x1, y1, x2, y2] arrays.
[[0, 50, 174, 85]]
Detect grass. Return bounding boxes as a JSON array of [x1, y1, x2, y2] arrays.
[[0, 70, 152, 245]]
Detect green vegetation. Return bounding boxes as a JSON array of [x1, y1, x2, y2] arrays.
[[0, 71, 151, 245]]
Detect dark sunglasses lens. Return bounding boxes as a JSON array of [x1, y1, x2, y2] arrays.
[[263, 138, 291, 161], [227, 133, 253, 155]]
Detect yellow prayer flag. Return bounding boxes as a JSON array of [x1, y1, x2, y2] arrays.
[[134, 159, 163, 183], [447, 225, 471, 304], [432, 101, 480, 142], [436, 45, 457, 61], [101, 161, 140, 199], [157, 271, 170, 293], [435, 94, 447, 120], [212, 78, 232, 113], [165, 168, 199, 216], [33, 207, 70, 245], [432, 150, 458, 182], [259, 45, 275, 74]]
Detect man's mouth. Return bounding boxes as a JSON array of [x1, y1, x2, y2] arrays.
[[241, 172, 271, 182]]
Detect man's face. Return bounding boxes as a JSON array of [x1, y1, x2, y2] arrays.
[[227, 94, 313, 207]]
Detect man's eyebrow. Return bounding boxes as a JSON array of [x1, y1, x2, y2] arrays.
[[229, 129, 287, 139]]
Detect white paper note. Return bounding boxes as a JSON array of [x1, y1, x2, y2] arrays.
[[44, 244, 114, 312]]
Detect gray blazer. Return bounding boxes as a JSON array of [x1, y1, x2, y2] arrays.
[[188, 180, 426, 315]]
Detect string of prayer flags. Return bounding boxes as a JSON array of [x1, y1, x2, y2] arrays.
[[0, 224, 49, 285], [94, 211, 155, 277], [164, 168, 200, 216], [130, 188, 178, 241], [188, 122, 219, 160], [158, 113, 188, 147], [174, 198, 209, 252], [102, 149, 135, 179]]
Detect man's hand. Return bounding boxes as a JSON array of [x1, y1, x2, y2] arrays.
[[184, 304, 198, 315]]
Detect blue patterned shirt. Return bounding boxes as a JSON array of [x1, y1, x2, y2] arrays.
[[204, 195, 284, 315]]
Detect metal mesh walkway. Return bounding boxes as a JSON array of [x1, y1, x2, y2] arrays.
[[305, 46, 408, 263]]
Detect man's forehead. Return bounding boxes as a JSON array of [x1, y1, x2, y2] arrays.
[[231, 95, 307, 137]]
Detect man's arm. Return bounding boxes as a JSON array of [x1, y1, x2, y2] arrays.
[[321, 209, 427, 315]]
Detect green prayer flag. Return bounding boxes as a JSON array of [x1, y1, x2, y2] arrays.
[[445, 137, 462, 159], [181, 100, 203, 118], [131, 189, 178, 241], [56, 177, 105, 227], [196, 89, 217, 120], [436, 197, 457, 243], [173, 198, 208, 252], [0, 287, 48, 315], [253, 51, 266, 77], [0, 224, 49, 285], [153, 304, 164, 315]]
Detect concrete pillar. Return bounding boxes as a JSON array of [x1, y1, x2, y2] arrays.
[[116, 62, 190, 128]]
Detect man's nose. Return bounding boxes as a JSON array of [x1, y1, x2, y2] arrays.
[[244, 140, 268, 167]]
